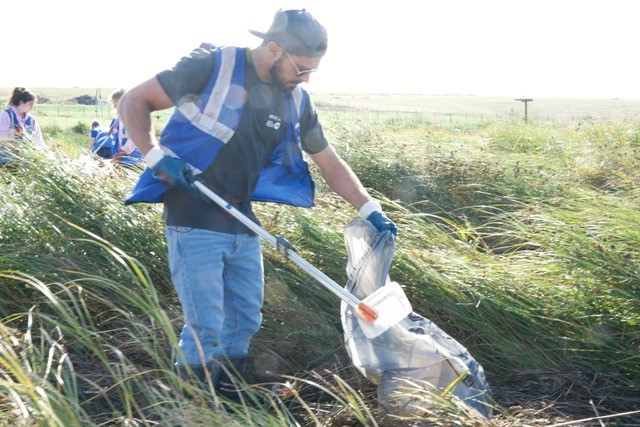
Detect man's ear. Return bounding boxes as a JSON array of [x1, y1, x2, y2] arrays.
[[266, 41, 283, 59]]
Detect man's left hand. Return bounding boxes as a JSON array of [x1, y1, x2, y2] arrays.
[[367, 211, 398, 237]]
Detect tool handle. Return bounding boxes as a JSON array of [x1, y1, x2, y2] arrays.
[[357, 302, 379, 322], [192, 180, 374, 317]]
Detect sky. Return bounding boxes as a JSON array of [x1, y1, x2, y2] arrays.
[[5, 0, 640, 99]]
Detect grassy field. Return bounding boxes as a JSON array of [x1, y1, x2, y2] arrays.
[[3, 86, 640, 124], [0, 90, 639, 425], [310, 92, 640, 122], [0, 87, 172, 131]]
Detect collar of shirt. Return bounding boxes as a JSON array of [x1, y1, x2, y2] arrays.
[[9, 105, 29, 124]]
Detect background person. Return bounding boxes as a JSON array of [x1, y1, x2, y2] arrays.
[[110, 89, 143, 165], [89, 120, 103, 149], [118, 8, 397, 396], [0, 87, 44, 143], [0, 87, 44, 165]]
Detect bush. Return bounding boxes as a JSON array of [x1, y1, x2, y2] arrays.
[[71, 121, 90, 135]]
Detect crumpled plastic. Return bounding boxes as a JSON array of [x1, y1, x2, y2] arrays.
[[341, 219, 493, 419]]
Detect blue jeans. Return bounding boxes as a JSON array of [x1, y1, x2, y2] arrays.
[[165, 226, 264, 366]]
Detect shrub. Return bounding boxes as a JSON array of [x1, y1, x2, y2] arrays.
[[71, 121, 90, 135]]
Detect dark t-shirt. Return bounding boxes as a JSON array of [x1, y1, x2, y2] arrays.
[[156, 46, 329, 234]]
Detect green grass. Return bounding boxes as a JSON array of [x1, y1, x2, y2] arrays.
[[0, 87, 120, 103], [0, 99, 638, 425], [0, 87, 172, 137], [5, 87, 640, 125], [311, 92, 640, 122]]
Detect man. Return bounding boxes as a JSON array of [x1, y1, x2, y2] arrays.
[[119, 8, 397, 394]]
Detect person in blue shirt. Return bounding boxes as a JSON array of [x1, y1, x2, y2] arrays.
[[119, 8, 397, 397], [89, 121, 103, 149]]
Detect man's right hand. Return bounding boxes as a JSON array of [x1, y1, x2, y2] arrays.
[[145, 148, 194, 189]]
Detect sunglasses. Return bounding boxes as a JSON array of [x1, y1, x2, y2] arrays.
[[284, 51, 318, 76]]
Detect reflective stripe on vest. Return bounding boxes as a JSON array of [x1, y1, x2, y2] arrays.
[[177, 47, 236, 142]]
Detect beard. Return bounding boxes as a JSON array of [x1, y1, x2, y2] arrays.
[[269, 57, 299, 93]]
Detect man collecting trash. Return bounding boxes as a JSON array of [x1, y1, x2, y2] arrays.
[[119, 8, 397, 397]]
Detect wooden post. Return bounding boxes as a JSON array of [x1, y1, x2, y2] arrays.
[[515, 98, 533, 122], [95, 88, 103, 117]]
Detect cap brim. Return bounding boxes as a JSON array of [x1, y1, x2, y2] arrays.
[[248, 29, 267, 39]]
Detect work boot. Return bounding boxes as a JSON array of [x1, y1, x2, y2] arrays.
[[214, 355, 247, 402], [176, 362, 221, 394]]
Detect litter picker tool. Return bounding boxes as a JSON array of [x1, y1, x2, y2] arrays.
[[192, 180, 412, 338]]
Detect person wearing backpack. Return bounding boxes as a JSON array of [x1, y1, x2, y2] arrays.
[[119, 8, 397, 398]]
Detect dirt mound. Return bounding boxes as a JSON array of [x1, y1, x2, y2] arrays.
[[69, 94, 99, 105]]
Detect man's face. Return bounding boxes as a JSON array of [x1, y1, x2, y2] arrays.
[[269, 50, 320, 93]]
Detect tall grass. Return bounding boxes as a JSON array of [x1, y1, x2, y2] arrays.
[[319, 113, 640, 420], [0, 113, 638, 425]]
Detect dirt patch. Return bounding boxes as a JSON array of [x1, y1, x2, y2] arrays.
[[68, 94, 99, 105], [251, 350, 640, 426]]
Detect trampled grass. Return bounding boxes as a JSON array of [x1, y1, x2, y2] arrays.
[[0, 106, 638, 425]]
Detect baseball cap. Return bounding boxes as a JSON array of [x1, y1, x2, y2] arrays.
[[249, 9, 328, 58]]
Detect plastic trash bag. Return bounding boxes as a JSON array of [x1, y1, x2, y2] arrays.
[[341, 219, 493, 419]]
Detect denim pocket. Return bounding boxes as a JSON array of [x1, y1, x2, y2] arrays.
[[167, 225, 194, 234]]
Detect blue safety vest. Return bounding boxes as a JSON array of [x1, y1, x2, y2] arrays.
[[4, 107, 37, 137], [125, 46, 314, 207], [0, 108, 39, 165], [111, 117, 143, 166]]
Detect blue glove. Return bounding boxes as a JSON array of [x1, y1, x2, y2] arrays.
[[366, 211, 397, 237], [151, 155, 194, 190]]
